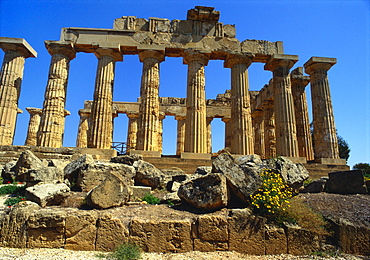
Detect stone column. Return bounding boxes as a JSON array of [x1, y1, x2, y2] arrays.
[[224, 54, 254, 155], [264, 54, 299, 157], [38, 41, 75, 147], [126, 111, 139, 153], [183, 50, 209, 154], [157, 113, 165, 154], [175, 115, 186, 156], [206, 117, 213, 153], [136, 50, 165, 152], [88, 48, 122, 149], [291, 67, 314, 161], [252, 110, 265, 158], [263, 101, 276, 159], [304, 57, 339, 160], [76, 109, 90, 148], [222, 117, 232, 151], [24, 107, 42, 146], [0, 38, 37, 145]]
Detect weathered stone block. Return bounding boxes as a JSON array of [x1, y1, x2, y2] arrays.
[[193, 239, 228, 252], [131, 185, 151, 201], [325, 170, 367, 194], [25, 183, 70, 207], [197, 215, 228, 241], [285, 223, 320, 255], [265, 225, 287, 255], [129, 218, 193, 253]]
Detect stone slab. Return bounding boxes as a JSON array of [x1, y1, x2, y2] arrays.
[[314, 158, 347, 165], [0, 37, 37, 58], [180, 152, 211, 160], [131, 185, 152, 201], [284, 157, 307, 164], [129, 150, 161, 158]]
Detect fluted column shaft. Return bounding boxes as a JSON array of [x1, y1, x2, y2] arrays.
[[225, 54, 254, 155], [304, 57, 339, 159], [291, 67, 314, 160], [175, 116, 186, 156], [76, 110, 90, 148], [0, 50, 25, 145], [136, 51, 164, 151], [38, 42, 75, 147], [265, 55, 299, 157], [157, 113, 165, 154], [222, 117, 232, 150], [206, 117, 213, 153], [252, 110, 265, 158], [88, 48, 122, 149], [263, 101, 276, 158], [183, 51, 209, 153], [126, 112, 139, 153], [25, 107, 42, 146]]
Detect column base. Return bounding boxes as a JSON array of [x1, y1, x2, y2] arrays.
[[181, 152, 211, 160], [314, 158, 347, 165], [129, 150, 161, 158]]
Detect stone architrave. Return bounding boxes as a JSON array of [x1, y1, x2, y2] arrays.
[[263, 101, 276, 159], [304, 57, 339, 159], [291, 67, 314, 161], [126, 111, 139, 153], [76, 110, 90, 148], [252, 110, 265, 158], [175, 115, 186, 155], [38, 41, 75, 148], [25, 107, 42, 146], [183, 50, 210, 154], [88, 47, 122, 149], [206, 117, 213, 153], [222, 117, 232, 151], [224, 54, 254, 155], [265, 54, 299, 157], [0, 38, 37, 145], [136, 50, 165, 152]]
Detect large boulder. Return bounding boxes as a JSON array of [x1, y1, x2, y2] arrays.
[[64, 154, 95, 186], [212, 153, 262, 204], [13, 150, 64, 185], [110, 154, 143, 166], [1, 161, 17, 183], [325, 170, 367, 194], [133, 160, 165, 189], [177, 173, 228, 210], [85, 172, 133, 209], [25, 183, 70, 207]]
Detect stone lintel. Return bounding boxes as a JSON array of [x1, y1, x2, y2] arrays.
[[0, 37, 37, 58], [180, 152, 211, 160], [264, 54, 299, 71], [129, 150, 161, 158], [137, 44, 165, 52], [314, 158, 347, 165], [283, 157, 307, 164], [26, 107, 42, 115], [304, 57, 337, 74]]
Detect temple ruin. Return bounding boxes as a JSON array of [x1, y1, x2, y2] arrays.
[[0, 6, 347, 174]]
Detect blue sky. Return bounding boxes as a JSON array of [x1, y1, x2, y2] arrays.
[[0, 0, 369, 167]]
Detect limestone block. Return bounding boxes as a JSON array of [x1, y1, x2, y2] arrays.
[[96, 212, 129, 251], [285, 223, 321, 255], [149, 17, 171, 33], [171, 20, 193, 34], [197, 215, 228, 241], [25, 183, 70, 207], [131, 186, 151, 201], [241, 40, 279, 56], [223, 24, 236, 38], [0, 201, 40, 248], [27, 208, 67, 248], [193, 239, 228, 252], [65, 209, 98, 251], [113, 16, 137, 30], [265, 225, 287, 255], [325, 170, 367, 194], [228, 209, 266, 255], [133, 160, 164, 189], [129, 218, 193, 252]]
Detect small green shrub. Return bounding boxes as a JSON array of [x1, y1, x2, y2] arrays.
[[142, 193, 161, 204], [4, 196, 26, 206], [98, 243, 142, 260], [0, 185, 25, 195], [364, 173, 370, 181]]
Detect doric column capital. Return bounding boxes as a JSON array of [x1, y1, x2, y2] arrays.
[[26, 107, 42, 115], [0, 37, 37, 58], [252, 109, 264, 119], [224, 53, 253, 68], [126, 111, 139, 119], [175, 115, 186, 121], [45, 41, 76, 60], [78, 109, 90, 118], [304, 57, 337, 75], [291, 67, 310, 88], [138, 50, 165, 63], [94, 48, 123, 61], [159, 112, 166, 120], [221, 117, 231, 123], [183, 50, 210, 66], [264, 54, 299, 72]]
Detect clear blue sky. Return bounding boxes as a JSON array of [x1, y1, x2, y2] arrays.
[[0, 0, 369, 168]]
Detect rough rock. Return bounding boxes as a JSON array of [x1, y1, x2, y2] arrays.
[[25, 183, 70, 207], [13, 150, 64, 185], [133, 160, 164, 189], [212, 152, 262, 204], [284, 223, 321, 255], [131, 185, 152, 201], [195, 166, 212, 175], [177, 173, 228, 210], [300, 178, 327, 193], [161, 167, 186, 189], [325, 170, 367, 194], [1, 160, 17, 183], [262, 157, 309, 191], [64, 154, 95, 186], [86, 172, 133, 209], [110, 154, 143, 166], [163, 191, 181, 203]]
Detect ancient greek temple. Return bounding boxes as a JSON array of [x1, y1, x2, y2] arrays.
[[0, 6, 345, 166]]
